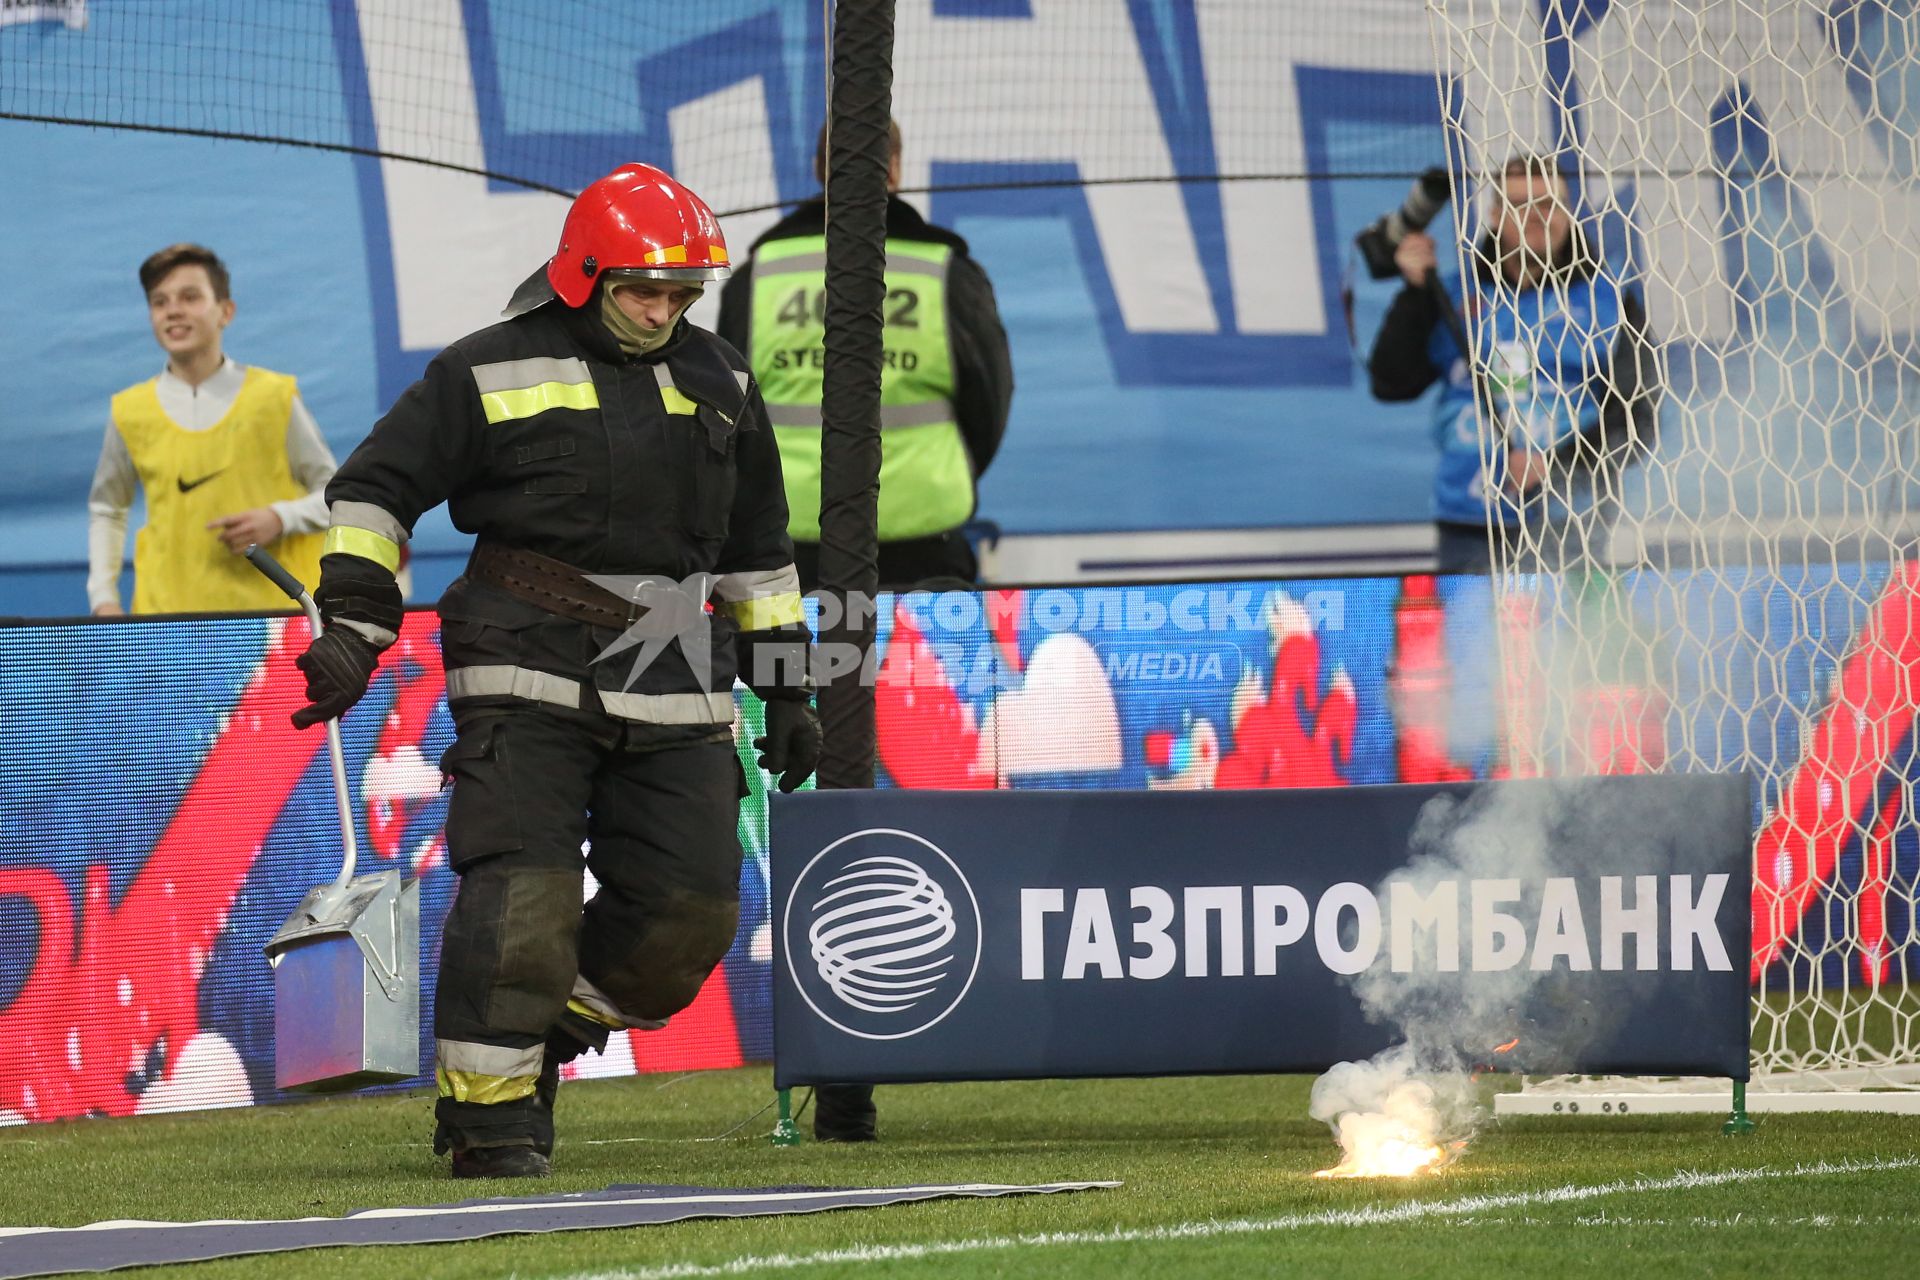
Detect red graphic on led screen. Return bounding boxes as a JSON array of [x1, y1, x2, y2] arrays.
[[3, 568, 1917, 1126]]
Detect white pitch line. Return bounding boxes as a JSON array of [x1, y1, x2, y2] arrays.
[[1554, 1215, 1897, 1228], [545, 1155, 1920, 1280]]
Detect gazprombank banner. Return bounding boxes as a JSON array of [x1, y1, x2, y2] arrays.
[[769, 779, 1753, 1087]]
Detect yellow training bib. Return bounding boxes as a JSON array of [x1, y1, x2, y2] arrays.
[[111, 367, 325, 614]]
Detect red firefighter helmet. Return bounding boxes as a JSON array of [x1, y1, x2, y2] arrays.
[[505, 163, 730, 317], [549, 163, 729, 302]]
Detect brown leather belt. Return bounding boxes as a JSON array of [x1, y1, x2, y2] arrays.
[[468, 542, 644, 629]]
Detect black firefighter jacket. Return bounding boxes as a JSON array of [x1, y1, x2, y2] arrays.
[[321, 295, 808, 728]]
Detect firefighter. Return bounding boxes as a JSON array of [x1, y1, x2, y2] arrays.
[[289, 163, 820, 1179]]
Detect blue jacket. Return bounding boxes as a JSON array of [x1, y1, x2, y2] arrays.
[[1369, 242, 1654, 527]]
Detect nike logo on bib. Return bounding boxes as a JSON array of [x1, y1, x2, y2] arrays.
[[178, 469, 225, 493]]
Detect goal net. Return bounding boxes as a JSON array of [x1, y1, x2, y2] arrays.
[[1427, 0, 1920, 1111]]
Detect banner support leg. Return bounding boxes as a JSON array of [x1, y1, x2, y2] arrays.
[[1722, 1081, 1756, 1136], [771, 1087, 801, 1146]]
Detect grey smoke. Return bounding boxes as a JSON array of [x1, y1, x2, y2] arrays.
[[1357, 782, 1566, 1068], [1312, 777, 1668, 1156]]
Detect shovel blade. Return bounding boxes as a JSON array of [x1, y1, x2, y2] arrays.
[[268, 872, 419, 1093]]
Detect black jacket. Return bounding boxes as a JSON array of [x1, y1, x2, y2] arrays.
[[716, 196, 1014, 479], [322, 296, 806, 713]]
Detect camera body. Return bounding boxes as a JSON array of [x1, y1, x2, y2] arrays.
[[1355, 167, 1453, 280]]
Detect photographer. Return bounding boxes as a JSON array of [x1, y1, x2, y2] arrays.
[[1368, 156, 1657, 572]]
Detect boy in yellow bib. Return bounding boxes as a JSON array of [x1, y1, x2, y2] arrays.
[[87, 243, 335, 615]]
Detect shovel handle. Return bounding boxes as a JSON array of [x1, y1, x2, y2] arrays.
[[244, 544, 358, 890], [244, 545, 312, 608]]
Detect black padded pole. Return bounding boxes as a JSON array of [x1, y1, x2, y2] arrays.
[[815, 0, 894, 790]]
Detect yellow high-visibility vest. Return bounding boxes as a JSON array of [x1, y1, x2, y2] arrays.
[[750, 235, 974, 541]]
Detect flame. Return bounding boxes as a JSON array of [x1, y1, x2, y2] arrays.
[[1310, 1066, 1475, 1179], [1471, 1038, 1523, 1079], [1311, 1108, 1463, 1179], [1312, 1133, 1450, 1178]]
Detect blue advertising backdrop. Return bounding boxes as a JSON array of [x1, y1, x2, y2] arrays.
[[768, 779, 1754, 1087], [0, 1, 1453, 614], [8, 2, 1920, 615]]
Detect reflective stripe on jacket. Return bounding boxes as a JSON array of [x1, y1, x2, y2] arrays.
[[323, 303, 804, 723]]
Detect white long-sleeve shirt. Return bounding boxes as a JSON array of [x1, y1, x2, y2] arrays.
[[86, 358, 338, 610]]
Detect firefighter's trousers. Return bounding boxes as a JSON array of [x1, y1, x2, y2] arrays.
[[431, 704, 745, 1152]]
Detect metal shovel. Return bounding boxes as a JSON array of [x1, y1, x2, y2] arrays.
[[246, 545, 420, 1093]]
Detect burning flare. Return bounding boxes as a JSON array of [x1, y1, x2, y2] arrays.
[[1310, 1075, 1462, 1179]]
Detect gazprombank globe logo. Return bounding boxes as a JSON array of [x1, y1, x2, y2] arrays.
[[783, 829, 982, 1041]]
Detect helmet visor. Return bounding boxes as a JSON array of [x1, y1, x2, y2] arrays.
[[603, 264, 730, 285]]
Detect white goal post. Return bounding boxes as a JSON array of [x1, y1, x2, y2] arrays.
[[1425, 0, 1920, 1114]]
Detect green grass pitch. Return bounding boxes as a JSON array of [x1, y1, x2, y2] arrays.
[[2, 1070, 1918, 1279]]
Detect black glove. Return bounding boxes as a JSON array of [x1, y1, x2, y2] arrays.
[[754, 699, 821, 793], [291, 626, 381, 729]]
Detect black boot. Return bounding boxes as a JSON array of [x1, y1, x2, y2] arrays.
[[531, 1016, 604, 1158], [531, 1048, 561, 1160], [435, 1088, 553, 1171], [812, 1082, 877, 1142], [451, 1144, 551, 1179]]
